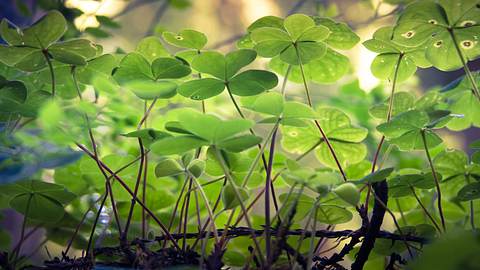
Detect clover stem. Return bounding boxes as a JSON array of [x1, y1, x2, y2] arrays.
[[188, 172, 219, 243], [77, 143, 181, 250], [12, 194, 32, 268], [213, 147, 266, 267], [233, 141, 319, 227], [42, 50, 56, 97], [409, 186, 442, 233], [122, 138, 145, 242], [420, 129, 446, 232], [281, 64, 292, 96], [466, 175, 476, 231], [367, 53, 403, 213], [265, 125, 279, 266], [65, 155, 142, 256], [124, 98, 158, 241], [64, 194, 102, 256], [86, 191, 109, 256], [190, 177, 226, 250], [142, 102, 148, 239], [181, 179, 194, 252], [294, 44, 347, 181], [73, 68, 123, 236], [163, 176, 189, 248], [307, 205, 319, 270], [293, 200, 316, 265], [448, 29, 480, 101], [225, 83, 246, 118]]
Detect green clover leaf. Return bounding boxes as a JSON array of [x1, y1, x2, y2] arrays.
[[0, 180, 76, 223], [443, 72, 480, 131], [177, 49, 278, 100], [246, 14, 358, 84], [250, 14, 330, 65], [0, 11, 97, 71], [281, 107, 368, 169], [0, 75, 27, 113], [162, 29, 207, 50], [151, 110, 262, 155], [376, 110, 444, 151], [113, 49, 191, 99], [364, 26, 431, 82], [241, 91, 317, 126], [392, 0, 480, 71]]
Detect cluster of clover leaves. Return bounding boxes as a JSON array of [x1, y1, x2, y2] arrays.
[[0, 1, 480, 269]]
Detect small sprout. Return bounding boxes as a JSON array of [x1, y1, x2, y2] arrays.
[[428, 19, 438, 24], [460, 20, 476, 27], [402, 30, 415, 39], [434, 40, 443, 48], [460, 40, 475, 49]]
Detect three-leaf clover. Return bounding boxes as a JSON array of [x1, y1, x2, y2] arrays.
[[442, 72, 480, 131], [0, 180, 76, 222], [392, 0, 480, 71], [282, 107, 368, 169], [250, 14, 330, 65], [150, 110, 262, 155], [177, 49, 278, 100], [434, 149, 480, 201], [113, 36, 191, 100], [388, 169, 439, 198], [364, 26, 431, 82], [376, 109, 447, 151], [246, 15, 359, 83], [0, 11, 98, 71], [241, 91, 317, 126]]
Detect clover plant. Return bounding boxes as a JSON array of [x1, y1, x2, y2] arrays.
[[1, 1, 480, 269]]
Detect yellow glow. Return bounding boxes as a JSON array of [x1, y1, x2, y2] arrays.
[[65, 0, 127, 30], [240, 0, 280, 26], [357, 44, 379, 91]]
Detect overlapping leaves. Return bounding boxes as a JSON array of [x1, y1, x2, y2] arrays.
[[0, 11, 98, 71], [392, 0, 480, 71], [241, 91, 317, 126], [376, 109, 447, 151], [151, 110, 262, 155], [246, 14, 359, 84], [282, 107, 368, 169], [113, 36, 190, 100], [364, 26, 431, 82]]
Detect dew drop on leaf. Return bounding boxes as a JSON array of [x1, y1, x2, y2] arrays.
[[428, 19, 437, 25], [175, 35, 184, 40]]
